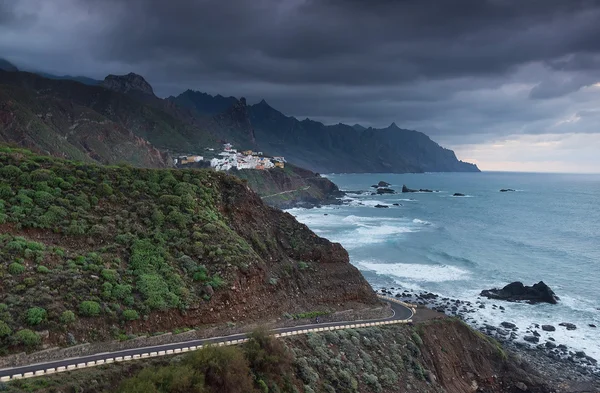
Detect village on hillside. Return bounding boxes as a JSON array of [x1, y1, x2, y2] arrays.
[[174, 143, 286, 171]]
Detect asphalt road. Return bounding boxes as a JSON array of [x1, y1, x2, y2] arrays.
[[0, 298, 413, 378]]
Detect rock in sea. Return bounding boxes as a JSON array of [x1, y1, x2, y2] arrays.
[[480, 281, 559, 304], [376, 188, 395, 194], [374, 204, 389, 209]]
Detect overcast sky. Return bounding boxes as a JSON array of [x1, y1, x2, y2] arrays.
[[1, 0, 600, 172]]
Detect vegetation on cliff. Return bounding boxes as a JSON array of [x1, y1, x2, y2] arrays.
[[0, 146, 376, 355], [3, 320, 551, 393]]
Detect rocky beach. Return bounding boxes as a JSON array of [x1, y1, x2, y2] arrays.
[[377, 285, 600, 389]]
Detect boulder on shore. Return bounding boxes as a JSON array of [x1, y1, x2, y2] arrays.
[[377, 188, 395, 195], [480, 281, 559, 304]]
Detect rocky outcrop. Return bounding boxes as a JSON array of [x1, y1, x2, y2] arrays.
[[377, 181, 391, 187], [402, 184, 434, 193], [374, 204, 389, 208], [101, 72, 156, 96], [376, 187, 395, 194], [229, 163, 344, 209], [453, 193, 466, 197], [500, 189, 516, 192], [480, 281, 559, 304]]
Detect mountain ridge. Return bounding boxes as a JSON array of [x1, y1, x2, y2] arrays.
[[1, 65, 479, 174]]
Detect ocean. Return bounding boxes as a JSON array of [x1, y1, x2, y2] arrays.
[[287, 172, 600, 359]]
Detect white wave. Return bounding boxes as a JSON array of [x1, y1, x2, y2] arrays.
[[358, 261, 470, 282], [412, 219, 432, 225], [355, 224, 413, 237]]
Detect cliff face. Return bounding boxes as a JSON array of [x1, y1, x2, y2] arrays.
[[232, 164, 344, 208], [101, 72, 156, 97], [0, 147, 377, 355]]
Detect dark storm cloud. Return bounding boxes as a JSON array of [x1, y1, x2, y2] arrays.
[[1, 0, 600, 150], [88, 0, 600, 86]]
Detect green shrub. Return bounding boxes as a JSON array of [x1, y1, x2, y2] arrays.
[[60, 310, 76, 324], [0, 184, 12, 199], [122, 310, 139, 321], [97, 183, 113, 196], [36, 266, 50, 274], [79, 301, 101, 317], [112, 284, 132, 300], [8, 262, 25, 275], [0, 320, 11, 337], [298, 262, 309, 270], [14, 329, 41, 347], [33, 190, 54, 208], [26, 307, 47, 326], [0, 165, 22, 179], [101, 269, 118, 282]]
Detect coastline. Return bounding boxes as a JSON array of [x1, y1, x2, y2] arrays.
[[377, 286, 600, 389]]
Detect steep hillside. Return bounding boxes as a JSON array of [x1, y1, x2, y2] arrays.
[[0, 84, 168, 167], [167, 91, 479, 174], [248, 100, 479, 173], [232, 164, 344, 208], [168, 90, 238, 116], [0, 147, 377, 355], [2, 320, 556, 393], [0, 70, 218, 154]]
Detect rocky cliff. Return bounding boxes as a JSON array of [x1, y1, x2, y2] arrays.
[[232, 164, 344, 209], [0, 146, 377, 356], [101, 72, 156, 97], [169, 91, 480, 174]]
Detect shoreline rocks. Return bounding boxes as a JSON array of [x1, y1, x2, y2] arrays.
[[376, 286, 600, 386], [480, 281, 559, 304]]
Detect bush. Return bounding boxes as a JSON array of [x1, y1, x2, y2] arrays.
[[119, 346, 254, 393], [122, 309, 139, 321], [36, 266, 50, 274], [8, 262, 26, 275], [60, 310, 76, 324], [244, 328, 292, 378], [97, 183, 113, 196], [79, 301, 101, 317], [26, 307, 47, 326], [14, 329, 41, 347], [112, 284, 132, 300], [101, 269, 118, 282], [0, 321, 11, 337], [33, 190, 54, 208]]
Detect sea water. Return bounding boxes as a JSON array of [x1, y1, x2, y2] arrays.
[[287, 172, 600, 359]]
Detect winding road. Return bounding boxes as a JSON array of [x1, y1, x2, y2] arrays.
[[0, 296, 413, 381]]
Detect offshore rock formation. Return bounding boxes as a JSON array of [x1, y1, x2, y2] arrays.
[[480, 281, 559, 304]]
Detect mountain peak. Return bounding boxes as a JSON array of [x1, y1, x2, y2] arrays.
[[389, 122, 399, 129], [0, 58, 18, 72], [101, 72, 155, 96], [352, 124, 367, 131]]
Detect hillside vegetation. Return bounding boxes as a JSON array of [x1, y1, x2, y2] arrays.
[[0, 146, 377, 355], [3, 321, 551, 393]]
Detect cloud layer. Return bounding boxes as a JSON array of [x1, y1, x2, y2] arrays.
[[1, 0, 600, 171]]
